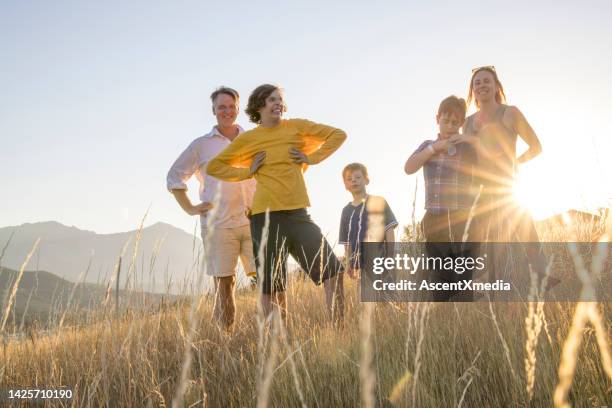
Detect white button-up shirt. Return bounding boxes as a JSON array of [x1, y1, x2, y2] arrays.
[[167, 126, 256, 229]]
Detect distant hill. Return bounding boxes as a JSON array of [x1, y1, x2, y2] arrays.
[[0, 267, 176, 327], [0, 221, 208, 294]]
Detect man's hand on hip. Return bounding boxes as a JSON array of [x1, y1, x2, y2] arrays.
[[187, 202, 213, 216]]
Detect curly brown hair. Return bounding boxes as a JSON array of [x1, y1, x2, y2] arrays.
[[245, 84, 286, 124]]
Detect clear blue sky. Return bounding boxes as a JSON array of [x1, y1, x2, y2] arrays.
[[1, 0, 611, 246]]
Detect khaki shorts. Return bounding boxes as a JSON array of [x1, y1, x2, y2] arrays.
[[201, 224, 256, 278]]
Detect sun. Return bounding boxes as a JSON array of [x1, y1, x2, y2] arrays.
[[512, 170, 571, 220]]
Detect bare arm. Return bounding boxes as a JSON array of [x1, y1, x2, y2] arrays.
[[167, 141, 213, 216], [171, 189, 212, 216], [384, 228, 395, 258], [344, 244, 358, 279], [404, 139, 450, 174], [510, 106, 542, 164]]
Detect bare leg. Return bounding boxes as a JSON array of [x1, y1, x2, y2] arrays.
[[260, 292, 287, 322], [324, 273, 344, 327], [212, 276, 236, 332], [275, 292, 287, 321], [260, 293, 274, 318]]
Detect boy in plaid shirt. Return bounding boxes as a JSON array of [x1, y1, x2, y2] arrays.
[[404, 96, 479, 301]]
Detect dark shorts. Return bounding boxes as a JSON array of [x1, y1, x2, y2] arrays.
[[249, 209, 343, 294]]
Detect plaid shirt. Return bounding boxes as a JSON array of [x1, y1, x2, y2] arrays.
[[412, 138, 477, 212]]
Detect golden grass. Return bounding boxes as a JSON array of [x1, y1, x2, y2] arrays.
[[1, 217, 611, 407], [1, 278, 611, 407], [1, 238, 39, 334]]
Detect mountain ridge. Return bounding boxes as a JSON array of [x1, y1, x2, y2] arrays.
[[0, 267, 177, 327], [0, 220, 206, 294]]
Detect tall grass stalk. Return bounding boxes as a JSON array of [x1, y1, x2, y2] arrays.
[[276, 323, 308, 407], [172, 190, 221, 407], [488, 300, 518, 379], [123, 206, 150, 292], [257, 311, 281, 408], [457, 350, 481, 408], [0, 230, 15, 282], [1, 238, 39, 334], [411, 302, 430, 407], [58, 257, 93, 329], [102, 237, 131, 311], [554, 234, 612, 407], [524, 267, 545, 401], [360, 302, 375, 408]]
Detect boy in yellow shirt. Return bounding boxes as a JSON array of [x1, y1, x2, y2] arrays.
[[207, 84, 346, 324]]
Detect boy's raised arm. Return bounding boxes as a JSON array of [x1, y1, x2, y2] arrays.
[[405, 141, 437, 174]]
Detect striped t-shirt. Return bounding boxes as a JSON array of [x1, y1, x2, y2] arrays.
[[339, 195, 398, 269]]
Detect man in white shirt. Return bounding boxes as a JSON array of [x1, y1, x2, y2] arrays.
[[167, 86, 256, 331]]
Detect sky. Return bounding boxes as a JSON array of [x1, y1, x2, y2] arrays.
[[1, 0, 611, 249]]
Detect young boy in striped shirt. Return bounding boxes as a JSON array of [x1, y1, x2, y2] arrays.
[[339, 163, 398, 279]]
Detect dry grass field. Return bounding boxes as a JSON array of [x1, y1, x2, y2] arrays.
[[1, 216, 611, 407]]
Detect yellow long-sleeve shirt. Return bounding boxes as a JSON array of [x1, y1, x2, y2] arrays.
[[206, 118, 347, 215]]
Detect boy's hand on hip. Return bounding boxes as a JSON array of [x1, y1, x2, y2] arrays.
[[249, 151, 266, 176], [289, 148, 309, 164]]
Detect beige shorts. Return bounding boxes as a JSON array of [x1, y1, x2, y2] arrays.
[[201, 224, 256, 278]]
